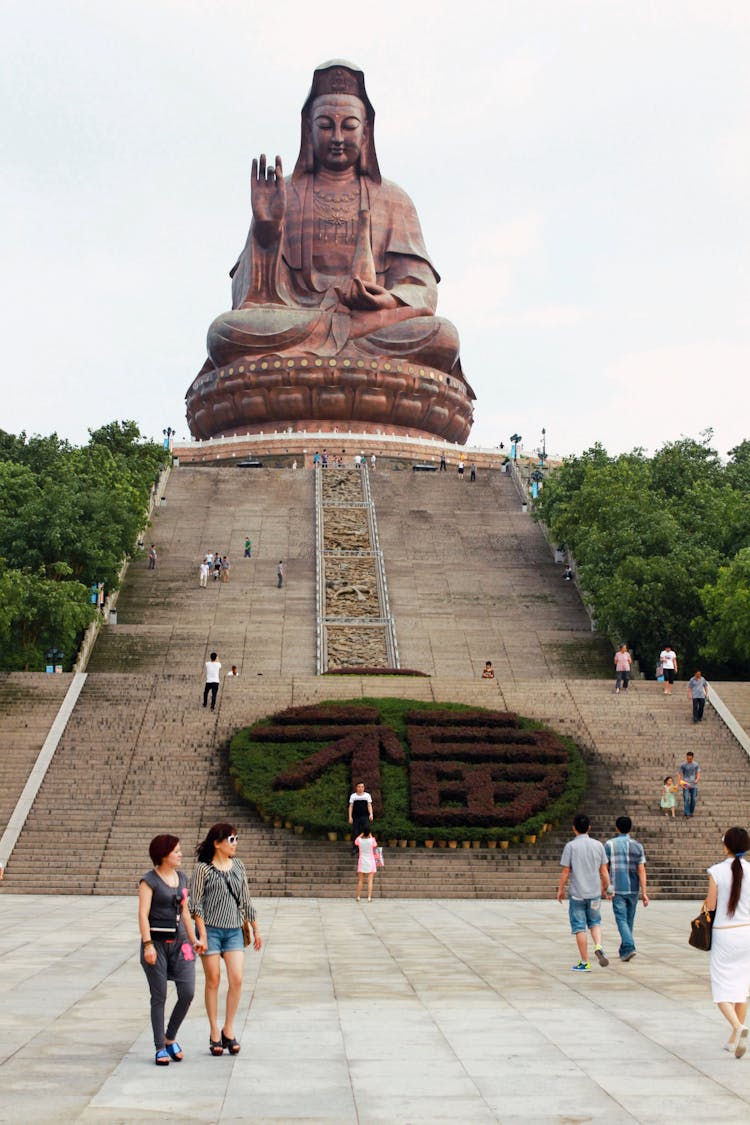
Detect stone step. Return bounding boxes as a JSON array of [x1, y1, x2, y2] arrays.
[[3, 466, 750, 901]]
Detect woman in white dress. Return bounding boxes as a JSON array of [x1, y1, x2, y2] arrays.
[[354, 826, 378, 903], [705, 826, 750, 1057]]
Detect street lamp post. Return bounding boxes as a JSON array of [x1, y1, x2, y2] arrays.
[[163, 427, 175, 452], [538, 427, 547, 469], [45, 647, 64, 674], [510, 433, 522, 462]]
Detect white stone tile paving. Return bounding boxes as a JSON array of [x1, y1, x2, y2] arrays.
[[0, 896, 747, 1123]]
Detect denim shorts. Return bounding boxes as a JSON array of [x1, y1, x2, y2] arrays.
[[568, 897, 602, 934], [203, 926, 244, 955]]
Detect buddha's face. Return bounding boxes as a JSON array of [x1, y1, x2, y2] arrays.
[[311, 95, 366, 172]]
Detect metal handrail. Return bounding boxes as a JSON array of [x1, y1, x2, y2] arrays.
[[180, 429, 535, 461], [508, 459, 529, 505]]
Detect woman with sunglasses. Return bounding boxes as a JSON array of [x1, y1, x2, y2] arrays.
[[189, 822, 262, 1056], [138, 834, 205, 1066]]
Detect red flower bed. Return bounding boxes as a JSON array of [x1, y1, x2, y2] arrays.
[[405, 709, 516, 727], [407, 725, 567, 761], [230, 698, 587, 842], [406, 710, 570, 826], [409, 760, 566, 826], [252, 724, 375, 743], [270, 704, 379, 725], [272, 725, 405, 815]]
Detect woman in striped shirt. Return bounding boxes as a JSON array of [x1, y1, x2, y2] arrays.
[[189, 822, 262, 1056]]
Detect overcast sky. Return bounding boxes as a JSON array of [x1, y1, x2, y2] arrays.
[[2, 0, 748, 459]]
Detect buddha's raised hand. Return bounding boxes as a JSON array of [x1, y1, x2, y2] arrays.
[[251, 154, 285, 243]]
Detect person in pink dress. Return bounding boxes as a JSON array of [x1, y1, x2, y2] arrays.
[[354, 826, 378, 903]]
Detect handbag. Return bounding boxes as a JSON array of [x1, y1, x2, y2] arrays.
[[223, 871, 252, 947], [688, 903, 714, 951], [374, 846, 384, 869]]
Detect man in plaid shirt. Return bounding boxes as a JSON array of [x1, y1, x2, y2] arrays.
[[605, 816, 649, 962]]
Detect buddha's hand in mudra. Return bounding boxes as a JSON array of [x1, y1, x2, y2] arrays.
[[251, 154, 285, 245], [335, 276, 399, 311]]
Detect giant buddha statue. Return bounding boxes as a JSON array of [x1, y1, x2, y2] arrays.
[[186, 61, 475, 443]]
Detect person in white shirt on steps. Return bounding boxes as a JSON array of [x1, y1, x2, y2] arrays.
[[203, 653, 221, 711]]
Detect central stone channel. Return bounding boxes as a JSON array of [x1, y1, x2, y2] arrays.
[[317, 467, 398, 671]]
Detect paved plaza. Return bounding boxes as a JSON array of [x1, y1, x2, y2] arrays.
[[1, 895, 749, 1123]]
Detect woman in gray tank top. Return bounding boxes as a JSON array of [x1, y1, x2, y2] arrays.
[[138, 834, 204, 1065]]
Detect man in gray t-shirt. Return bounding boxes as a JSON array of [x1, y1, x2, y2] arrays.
[[679, 751, 701, 817], [557, 813, 613, 972], [687, 670, 709, 724]]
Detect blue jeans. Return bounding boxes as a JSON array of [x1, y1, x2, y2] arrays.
[[612, 893, 638, 958], [568, 897, 602, 934], [203, 926, 244, 955], [683, 786, 697, 816]]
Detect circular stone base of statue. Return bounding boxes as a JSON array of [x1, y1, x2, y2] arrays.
[[185, 353, 474, 444]]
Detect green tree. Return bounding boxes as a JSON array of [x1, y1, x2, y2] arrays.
[[0, 562, 96, 671], [0, 430, 71, 475], [649, 434, 722, 500], [535, 433, 750, 676], [726, 441, 750, 493], [699, 548, 750, 667], [0, 421, 168, 669], [88, 420, 168, 492]]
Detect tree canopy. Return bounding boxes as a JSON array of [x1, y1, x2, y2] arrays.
[[0, 422, 169, 670], [534, 433, 750, 677]]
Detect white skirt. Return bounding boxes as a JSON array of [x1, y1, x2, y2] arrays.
[[710, 926, 750, 1003]]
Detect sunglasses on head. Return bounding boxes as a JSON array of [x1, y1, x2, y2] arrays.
[[226, 835, 239, 844]]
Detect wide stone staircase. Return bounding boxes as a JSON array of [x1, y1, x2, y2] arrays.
[[2, 465, 749, 899], [88, 466, 316, 676], [0, 673, 72, 834], [507, 679, 750, 896], [370, 468, 611, 679]]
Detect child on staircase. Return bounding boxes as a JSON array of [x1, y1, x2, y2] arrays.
[[660, 776, 678, 818]]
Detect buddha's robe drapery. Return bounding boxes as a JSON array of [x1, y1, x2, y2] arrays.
[[206, 173, 461, 375]]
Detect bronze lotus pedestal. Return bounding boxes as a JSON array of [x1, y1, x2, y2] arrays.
[[186, 353, 473, 442]]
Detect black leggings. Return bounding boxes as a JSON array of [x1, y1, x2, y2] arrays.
[[352, 816, 370, 840], [140, 940, 196, 1050]]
